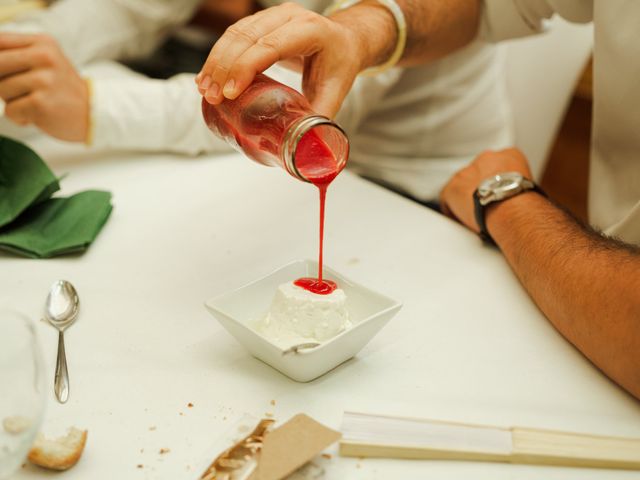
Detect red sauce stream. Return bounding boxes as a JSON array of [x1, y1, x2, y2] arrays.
[[293, 128, 342, 295]]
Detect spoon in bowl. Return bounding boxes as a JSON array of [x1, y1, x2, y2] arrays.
[[44, 280, 79, 404]]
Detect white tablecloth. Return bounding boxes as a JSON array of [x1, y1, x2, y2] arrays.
[[3, 140, 640, 479]]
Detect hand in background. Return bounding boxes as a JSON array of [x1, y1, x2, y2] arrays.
[[0, 33, 89, 142], [195, 2, 396, 118], [440, 148, 534, 233]]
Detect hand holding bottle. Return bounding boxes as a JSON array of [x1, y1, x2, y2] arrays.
[[196, 2, 398, 118]]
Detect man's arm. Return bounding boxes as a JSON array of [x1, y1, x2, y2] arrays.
[[441, 148, 640, 400], [197, 0, 481, 117], [393, 0, 481, 66]]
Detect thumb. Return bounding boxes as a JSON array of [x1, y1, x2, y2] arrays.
[[302, 58, 354, 119]]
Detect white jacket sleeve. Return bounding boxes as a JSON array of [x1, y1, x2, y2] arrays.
[[88, 68, 230, 155], [3, 0, 202, 65]]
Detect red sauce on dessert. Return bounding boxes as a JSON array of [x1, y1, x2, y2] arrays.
[[294, 277, 337, 295]]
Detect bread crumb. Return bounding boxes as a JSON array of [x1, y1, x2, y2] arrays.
[[187, 403, 194, 408], [179, 412, 184, 416], [159, 448, 170, 455], [28, 427, 88, 471], [137, 464, 144, 469], [270, 400, 276, 406], [140, 448, 144, 453], [149, 426, 156, 431], [3, 416, 32, 435], [321, 453, 332, 460]]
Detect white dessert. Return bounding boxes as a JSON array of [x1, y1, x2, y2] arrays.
[[256, 281, 351, 349]]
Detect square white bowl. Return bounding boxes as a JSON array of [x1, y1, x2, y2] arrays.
[[204, 259, 402, 382]]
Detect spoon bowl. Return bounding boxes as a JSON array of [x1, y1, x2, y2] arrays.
[[45, 280, 79, 332]]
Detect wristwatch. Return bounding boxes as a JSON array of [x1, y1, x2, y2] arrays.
[[473, 172, 545, 245]]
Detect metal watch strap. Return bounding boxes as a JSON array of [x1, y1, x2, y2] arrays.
[[473, 183, 546, 246]]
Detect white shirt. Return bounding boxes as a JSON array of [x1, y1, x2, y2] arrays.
[[4, 0, 513, 201], [481, 0, 640, 244]]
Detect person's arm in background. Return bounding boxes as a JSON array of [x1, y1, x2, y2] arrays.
[[2, 0, 202, 65], [440, 148, 640, 400], [196, 0, 481, 116], [0, 0, 202, 144], [86, 70, 232, 155], [0, 29, 233, 153]]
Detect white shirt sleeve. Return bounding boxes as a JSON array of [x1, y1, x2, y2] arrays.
[[87, 66, 230, 156], [479, 0, 593, 42], [335, 69, 403, 136], [2, 0, 201, 65]]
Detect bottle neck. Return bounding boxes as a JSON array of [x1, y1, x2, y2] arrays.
[[281, 115, 348, 182]]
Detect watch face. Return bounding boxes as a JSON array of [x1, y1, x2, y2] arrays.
[[478, 172, 525, 203]]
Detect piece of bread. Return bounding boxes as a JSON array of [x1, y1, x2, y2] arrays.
[[28, 427, 88, 471]]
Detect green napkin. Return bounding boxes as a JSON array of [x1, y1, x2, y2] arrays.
[[0, 135, 113, 259], [0, 190, 113, 258], [0, 136, 60, 228]]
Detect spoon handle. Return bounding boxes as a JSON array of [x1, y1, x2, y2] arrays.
[[54, 331, 69, 403]]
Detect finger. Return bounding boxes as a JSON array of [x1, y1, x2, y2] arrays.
[[200, 15, 260, 101], [304, 60, 355, 118], [199, 9, 293, 102], [219, 20, 326, 102], [439, 195, 455, 220], [0, 48, 34, 77], [440, 201, 454, 219], [198, 4, 297, 80], [277, 57, 304, 72], [0, 33, 38, 50], [4, 93, 38, 126], [0, 69, 50, 102], [439, 182, 459, 221]]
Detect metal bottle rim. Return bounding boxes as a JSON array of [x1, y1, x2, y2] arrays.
[[281, 115, 348, 182]]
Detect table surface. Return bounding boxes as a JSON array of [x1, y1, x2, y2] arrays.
[[3, 138, 640, 480]]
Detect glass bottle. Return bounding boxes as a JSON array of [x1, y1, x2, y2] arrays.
[[202, 73, 349, 185]]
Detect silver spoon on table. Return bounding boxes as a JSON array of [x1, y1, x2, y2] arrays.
[[44, 280, 79, 404]]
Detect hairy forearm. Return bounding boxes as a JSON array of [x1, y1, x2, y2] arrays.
[[329, 1, 398, 71], [397, 0, 482, 65], [331, 0, 482, 70], [487, 192, 640, 399]]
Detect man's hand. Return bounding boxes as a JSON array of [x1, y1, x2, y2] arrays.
[[440, 148, 533, 233], [0, 33, 89, 142], [195, 1, 397, 118]]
